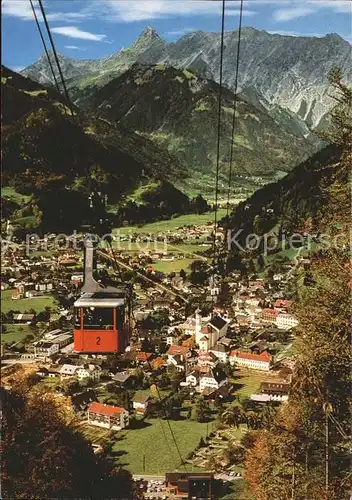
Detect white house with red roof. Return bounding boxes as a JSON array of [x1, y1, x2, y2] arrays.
[[87, 402, 129, 430], [229, 350, 272, 371], [166, 345, 191, 370]]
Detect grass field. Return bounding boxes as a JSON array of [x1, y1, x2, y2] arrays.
[[265, 247, 300, 265], [230, 369, 264, 402], [113, 210, 227, 235], [1, 289, 57, 314], [110, 240, 210, 256], [113, 412, 211, 474], [153, 258, 196, 273], [1, 324, 33, 344], [1, 186, 31, 205]]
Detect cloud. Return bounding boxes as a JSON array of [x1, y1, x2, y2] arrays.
[[51, 26, 107, 41], [164, 27, 195, 37], [46, 11, 93, 23], [98, 0, 256, 22], [273, 6, 315, 22], [2, 0, 38, 21], [272, 0, 351, 22], [1, 0, 92, 23], [309, 1, 351, 14], [64, 45, 87, 51]]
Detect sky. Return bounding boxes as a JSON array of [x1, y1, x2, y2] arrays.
[[2, 0, 351, 71]]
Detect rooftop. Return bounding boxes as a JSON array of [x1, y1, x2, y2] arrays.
[[230, 350, 272, 363], [88, 401, 126, 416]]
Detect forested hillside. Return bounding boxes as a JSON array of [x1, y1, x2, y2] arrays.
[[84, 63, 318, 194], [238, 70, 351, 500], [1, 66, 192, 233], [225, 70, 350, 252]]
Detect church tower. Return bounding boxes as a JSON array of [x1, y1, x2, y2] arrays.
[[195, 308, 202, 344]]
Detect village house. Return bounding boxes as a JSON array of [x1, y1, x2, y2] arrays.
[[166, 344, 190, 364], [182, 370, 200, 388], [262, 308, 279, 323], [198, 331, 211, 352], [218, 337, 233, 348], [180, 317, 197, 337], [197, 350, 219, 367], [71, 389, 97, 413], [36, 366, 60, 378], [276, 313, 298, 330], [250, 340, 269, 354], [52, 333, 73, 349], [59, 363, 101, 381], [0, 281, 9, 291], [209, 342, 229, 364], [165, 473, 214, 499], [34, 341, 59, 358], [229, 350, 272, 371], [135, 352, 155, 366], [274, 299, 293, 311], [133, 394, 150, 415], [87, 402, 129, 430], [35, 282, 53, 292], [249, 280, 265, 289], [260, 380, 291, 398], [13, 313, 35, 324], [166, 330, 177, 345], [199, 365, 227, 393], [113, 371, 134, 388]]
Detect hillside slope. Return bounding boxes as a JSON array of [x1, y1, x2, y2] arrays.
[[86, 64, 319, 194], [1, 66, 190, 232], [225, 143, 348, 254]]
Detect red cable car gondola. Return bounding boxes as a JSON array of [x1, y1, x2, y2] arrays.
[[74, 238, 132, 353]]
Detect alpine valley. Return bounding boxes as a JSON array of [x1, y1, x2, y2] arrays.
[[19, 27, 351, 195]]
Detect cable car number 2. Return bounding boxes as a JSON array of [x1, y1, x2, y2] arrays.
[[96, 336, 101, 345]]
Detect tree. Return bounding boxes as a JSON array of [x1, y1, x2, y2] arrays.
[[179, 269, 187, 280], [162, 394, 182, 420], [225, 444, 246, 466], [191, 397, 212, 423], [318, 68, 352, 157], [190, 260, 209, 286], [221, 407, 242, 428], [244, 248, 351, 499], [191, 194, 209, 214], [1, 387, 134, 499]]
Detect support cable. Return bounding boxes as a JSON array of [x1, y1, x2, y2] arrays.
[[226, 0, 244, 220], [36, 0, 75, 119], [212, 0, 226, 312], [28, 0, 62, 99]]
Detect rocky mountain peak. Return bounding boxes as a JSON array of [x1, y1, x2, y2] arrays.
[[133, 26, 161, 45]]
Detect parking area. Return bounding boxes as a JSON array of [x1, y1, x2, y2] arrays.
[[134, 477, 169, 499]]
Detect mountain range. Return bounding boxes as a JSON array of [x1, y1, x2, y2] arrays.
[[22, 27, 352, 129]]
